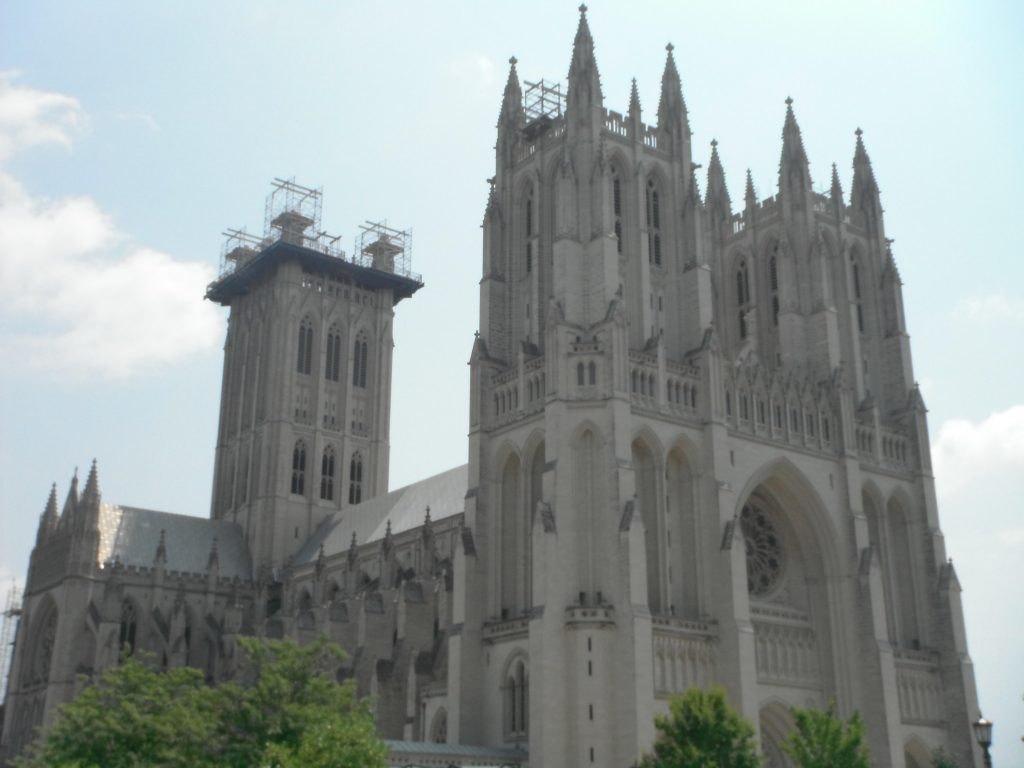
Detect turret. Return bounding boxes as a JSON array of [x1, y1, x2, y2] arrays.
[[566, 5, 603, 128], [830, 162, 845, 217], [705, 139, 731, 230], [656, 43, 691, 162], [851, 128, 885, 237], [36, 484, 59, 546], [778, 97, 813, 212], [627, 77, 643, 138], [496, 56, 524, 169]]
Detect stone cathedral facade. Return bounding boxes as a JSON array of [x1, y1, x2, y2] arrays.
[[2, 9, 983, 768]]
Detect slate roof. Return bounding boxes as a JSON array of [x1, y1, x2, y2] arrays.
[[295, 464, 467, 565], [384, 738, 528, 761], [97, 504, 252, 580]]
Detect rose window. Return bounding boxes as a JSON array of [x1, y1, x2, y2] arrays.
[[741, 503, 784, 596]]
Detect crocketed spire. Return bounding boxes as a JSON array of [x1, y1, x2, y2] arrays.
[[628, 77, 641, 117], [779, 96, 812, 196], [567, 5, 603, 112], [705, 139, 731, 216], [830, 162, 844, 204], [851, 127, 880, 212], [657, 43, 689, 137], [37, 483, 59, 544], [498, 56, 524, 127], [744, 169, 757, 208], [81, 459, 100, 506]]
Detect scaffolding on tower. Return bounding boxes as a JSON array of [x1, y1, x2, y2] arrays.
[[0, 580, 22, 699], [523, 79, 565, 140], [355, 221, 416, 281]]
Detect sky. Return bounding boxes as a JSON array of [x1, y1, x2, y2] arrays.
[[0, 0, 1022, 762]]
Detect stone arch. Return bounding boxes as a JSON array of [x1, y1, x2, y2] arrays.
[[759, 700, 795, 768], [904, 736, 933, 768], [631, 430, 664, 613], [429, 706, 448, 743], [501, 649, 529, 739], [885, 490, 921, 648], [499, 450, 525, 618], [736, 458, 845, 698], [571, 421, 607, 598], [666, 439, 700, 618], [24, 596, 58, 687], [861, 482, 897, 643]]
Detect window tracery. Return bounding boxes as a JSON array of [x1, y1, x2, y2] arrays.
[[741, 503, 784, 597]]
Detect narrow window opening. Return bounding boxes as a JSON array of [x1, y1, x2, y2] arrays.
[[291, 440, 306, 495]]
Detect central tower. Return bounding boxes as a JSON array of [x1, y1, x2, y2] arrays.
[[207, 180, 422, 574]]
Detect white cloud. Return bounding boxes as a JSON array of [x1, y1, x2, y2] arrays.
[[0, 75, 222, 378], [0, 71, 84, 161], [931, 404, 1024, 501], [952, 293, 1024, 324], [114, 111, 160, 132]]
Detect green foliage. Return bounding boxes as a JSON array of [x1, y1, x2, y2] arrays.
[[16, 637, 387, 768], [637, 686, 762, 768], [781, 703, 871, 768], [931, 747, 959, 768]]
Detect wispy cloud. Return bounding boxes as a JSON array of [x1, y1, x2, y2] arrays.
[[0, 71, 85, 161], [952, 293, 1024, 324], [113, 111, 161, 132], [0, 73, 221, 378]]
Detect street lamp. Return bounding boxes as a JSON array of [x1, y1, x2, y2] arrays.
[[973, 713, 993, 767]]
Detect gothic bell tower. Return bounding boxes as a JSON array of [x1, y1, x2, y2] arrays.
[[206, 180, 422, 573]]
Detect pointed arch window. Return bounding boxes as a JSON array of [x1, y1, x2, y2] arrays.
[[588, 361, 597, 385], [736, 260, 751, 339], [291, 440, 307, 495], [612, 171, 623, 254], [577, 362, 585, 386], [646, 179, 662, 266], [851, 255, 865, 333], [119, 600, 137, 656], [320, 445, 336, 501], [296, 316, 314, 375], [769, 252, 780, 327], [352, 333, 368, 388], [524, 191, 534, 274], [325, 324, 342, 382], [348, 453, 363, 505]]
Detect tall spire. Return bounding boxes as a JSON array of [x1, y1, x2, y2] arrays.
[[499, 56, 524, 127], [37, 483, 59, 544], [745, 169, 757, 208], [851, 127, 880, 213], [831, 162, 844, 203], [566, 4, 603, 114], [628, 78, 641, 117], [779, 96, 812, 197], [81, 459, 100, 506], [61, 468, 79, 523], [657, 43, 689, 139], [705, 139, 731, 218]]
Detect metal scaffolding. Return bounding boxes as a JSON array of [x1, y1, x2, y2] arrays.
[[355, 220, 415, 280]]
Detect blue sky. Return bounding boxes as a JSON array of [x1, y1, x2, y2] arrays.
[[1, 1, 1021, 762]]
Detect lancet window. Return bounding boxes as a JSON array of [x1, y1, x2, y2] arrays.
[[320, 445, 336, 501], [352, 333, 368, 388], [296, 316, 314, 375], [119, 600, 138, 656], [646, 178, 662, 266], [349, 453, 363, 505], [325, 324, 342, 382], [851, 254, 865, 333], [291, 440, 307, 495], [736, 260, 751, 340], [612, 171, 623, 254]]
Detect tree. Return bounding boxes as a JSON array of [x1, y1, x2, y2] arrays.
[[931, 748, 959, 768], [16, 636, 388, 768], [781, 703, 871, 768], [636, 686, 761, 768]]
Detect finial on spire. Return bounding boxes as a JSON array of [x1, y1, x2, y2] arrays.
[[785, 96, 793, 106], [579, 3, 587, 14], [509, 56, 517, 67], [855, 126, 863, 138], [666, 42, 674, 53], [711, 138, 718, 149], [424, 505, 432, 525], [745, 169, 756, 203], [628, 77, 641, 116], [81, 458, 100, 504]]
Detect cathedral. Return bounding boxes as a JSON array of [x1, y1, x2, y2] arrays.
[[1, 8, 984, 768]]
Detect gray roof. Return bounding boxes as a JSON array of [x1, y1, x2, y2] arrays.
[[296, 464, 467, 564], [97, 504, 252, 580], [385, 739, 528, 760]]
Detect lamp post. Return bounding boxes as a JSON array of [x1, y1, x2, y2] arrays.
[[973, 713, 993, 767]]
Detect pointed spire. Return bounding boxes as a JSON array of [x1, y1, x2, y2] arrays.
[[154, 529, 167, 566], [830, 162, 844, 203], [81, 459, 100, 506], [61, 468, 79, 522], [424, 505, 432, 527], [499, 55, 524, 126], [779, 96, 812, 196], [628, 78, 641, 117], [567, 4, 603, 112], [657, 42, 689, 138], [851, 126, 881, 215], [705, 139, 731, 216], [744, 169, 757, 207], [38, 483, 59, 544]]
